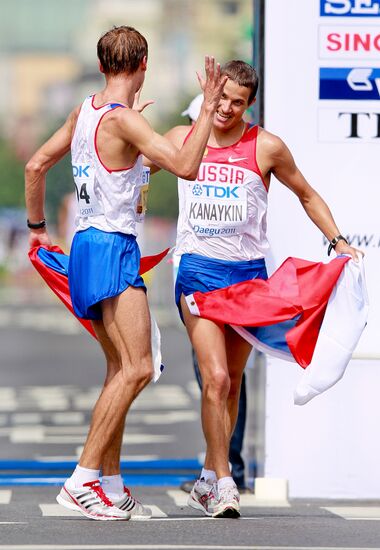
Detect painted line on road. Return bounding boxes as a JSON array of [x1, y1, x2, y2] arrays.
[[167, 490, 288, 509], [0, 490, 11, 504], [0, 545, 379, 550], [0, 522, 28, 525], [323, 506, 380, 520], [39, 504, 167, 518]]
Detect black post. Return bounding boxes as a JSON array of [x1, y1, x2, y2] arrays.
[[252, 0, 265, 126]]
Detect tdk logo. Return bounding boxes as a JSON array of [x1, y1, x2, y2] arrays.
[[72, 165, 91, 178], [203, 185, 239, 198], [321, 0, 380, 16], [192, 184, 240, 199], [320, 67, 380, 99]]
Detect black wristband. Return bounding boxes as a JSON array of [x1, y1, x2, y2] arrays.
[[27, 218, 46, 229], [327, 234, 347, 256]]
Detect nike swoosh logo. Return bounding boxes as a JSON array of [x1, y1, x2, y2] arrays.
[[228, 156, 248, 163]]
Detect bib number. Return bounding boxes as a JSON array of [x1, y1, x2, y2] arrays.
[[185, 181, 248, 237], [73, 163, 103, 217]]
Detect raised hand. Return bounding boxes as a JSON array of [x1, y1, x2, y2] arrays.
[[133, 89, 154, 113], [196, 55, 228, 113]]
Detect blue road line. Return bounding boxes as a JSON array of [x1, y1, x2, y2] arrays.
[[0, 473, 193, 486], [0, 458, 202, 471]]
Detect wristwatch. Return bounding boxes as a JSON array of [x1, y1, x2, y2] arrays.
[[327, 234, 347, 256], [27, 218, 46, 229]]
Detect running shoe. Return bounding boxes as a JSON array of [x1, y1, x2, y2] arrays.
[[187, 479, 218, 517], [56, 479, 130, 521], [112, 486, 152, 520], [212, 484, 240, 518]]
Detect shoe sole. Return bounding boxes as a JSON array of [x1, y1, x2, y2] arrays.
[[56, 493, 129, 521], [213, 506, 241, 519], [187, 495, 213, 517]]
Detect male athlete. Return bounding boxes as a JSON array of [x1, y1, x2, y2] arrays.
[[145, 60, 361, 518], [25, 25, 226, 521]]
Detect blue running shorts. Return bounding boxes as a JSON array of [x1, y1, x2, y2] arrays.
[[175, 253, 268, 321], [68, 227, 146, 320]]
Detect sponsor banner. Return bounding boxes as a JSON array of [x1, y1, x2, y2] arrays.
[[319, 67, 380, 99], [320, 0, 380, 17], [264, 0, 380, 502], [319, 26, 380, 59], [265, 0, 380, 355], [318, 107, 380, 141]]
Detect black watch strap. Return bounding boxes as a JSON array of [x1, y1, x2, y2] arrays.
[[327, 234, 347, 256], [27, 218, 46, 229]]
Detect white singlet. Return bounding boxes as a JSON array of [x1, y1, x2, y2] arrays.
[[71, 95, 145, 235], [175, 124, 269, 261]]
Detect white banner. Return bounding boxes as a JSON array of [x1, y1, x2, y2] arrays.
[[264, 0, 380, 357]]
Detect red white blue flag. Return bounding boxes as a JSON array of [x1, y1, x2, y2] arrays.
[[185, 256, 368, 404], [28, 245, 170, 382]]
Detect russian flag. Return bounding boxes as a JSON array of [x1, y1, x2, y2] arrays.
[[28, 245, 170, 382], [185, 256, 368, 404]]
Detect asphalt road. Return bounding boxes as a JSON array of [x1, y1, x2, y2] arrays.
[[1, 292, 380, 548]]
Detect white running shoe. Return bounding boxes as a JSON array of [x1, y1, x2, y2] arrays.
[[56, 479, 130, 521], [187, 479, 218, 517], [111, 486, 152, 520], [212, 484, 240, 518]]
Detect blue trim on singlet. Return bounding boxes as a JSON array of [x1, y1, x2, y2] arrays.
[[110, 103, 125, 109]]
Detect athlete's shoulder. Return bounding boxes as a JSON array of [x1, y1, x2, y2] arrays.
[[164, 125, 192, 147], [257, 127, 287, 155]]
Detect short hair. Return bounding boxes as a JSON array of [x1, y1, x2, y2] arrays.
[[97, 26, 148, 76], [221, 60, 259, 104]]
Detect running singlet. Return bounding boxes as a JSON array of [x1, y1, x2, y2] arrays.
[[71, 95, 146, 235], [175, 124, 269, 261]]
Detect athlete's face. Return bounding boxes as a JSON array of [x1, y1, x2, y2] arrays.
[[214, 79, 253, 131]]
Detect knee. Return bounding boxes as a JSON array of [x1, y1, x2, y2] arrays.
[[203, 369, 230, 403], [122, 357, 153, 388]]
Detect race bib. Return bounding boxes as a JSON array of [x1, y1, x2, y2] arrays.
[[72, 163, 104, 217], [136, 167, 150, 223], [184, 180, 248, 237]]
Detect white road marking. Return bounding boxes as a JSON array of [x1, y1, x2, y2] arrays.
[[7, 426, 174, 445], [143, 505, 167, 518], [140, 411, 198, 424], [323, 506, 380, 520], [39, 504, 80, 517], [0, 545, 379, 550], [186, 380, 201, 400], [51, 412, 85, 424], [0, 522, 28, 525], [167, 490, 188, 507], [40, 504, 166, 518], [11, 413, 43, 425], [166, 490, 290, 509], [0, 490, 12, 504]]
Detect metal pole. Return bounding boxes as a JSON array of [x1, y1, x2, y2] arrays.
[[252, 0, 265, 126]]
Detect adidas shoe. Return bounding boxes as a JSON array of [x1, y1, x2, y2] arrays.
[[187, 479, 218, 517], [112, 486, 152, 520], [212, 484, 240, 518], [56, 479, 130, 521]]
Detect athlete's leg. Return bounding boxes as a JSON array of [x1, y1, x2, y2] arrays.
[[91, 319, 125, 476], [181, 294, 231, 480], [224, 326, 252, 439], [79, 286, 153, 469]]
